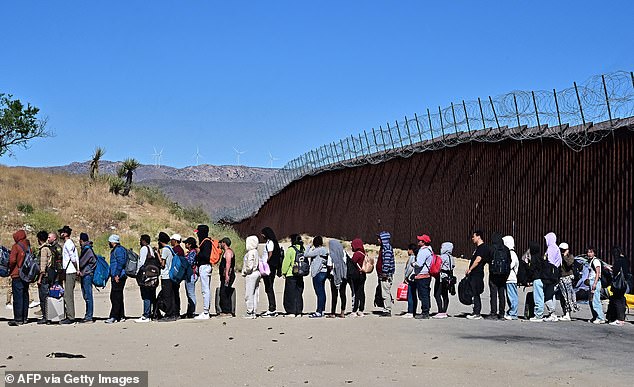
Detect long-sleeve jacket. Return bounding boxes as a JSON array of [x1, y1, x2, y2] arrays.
[[9, 230, 29, 279], [109, 245, 127, 278], [282, 244, 303, 277], [79, 245, 97, 275]]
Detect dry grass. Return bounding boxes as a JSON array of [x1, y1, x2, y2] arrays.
[[0, 166, 245, 287]]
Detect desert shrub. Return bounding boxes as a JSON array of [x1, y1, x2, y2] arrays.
[[16, 202, 34, 214], [182, 205, 210, 225], [113, 211, 128, 221], [25, 209, 63, 233]]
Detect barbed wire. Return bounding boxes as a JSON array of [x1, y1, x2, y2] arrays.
[[217, 71, 634, 223]]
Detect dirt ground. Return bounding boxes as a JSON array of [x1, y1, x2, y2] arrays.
[[2, 257, 633, 386]]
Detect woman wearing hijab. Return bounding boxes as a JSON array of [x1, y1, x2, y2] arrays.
[[305, 236, 329, 318], [350, 238, 367, 317], [261, 227, 282, 317], [281, 234, 305, 317], [241, 235, 260, 319], [327, 239, 348, 318]]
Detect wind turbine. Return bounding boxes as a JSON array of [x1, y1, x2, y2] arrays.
[[156, 148, 164, 168], [233, 147, 246, 165], [268, 152, 279, 168], [193, 146, 204, 166], [151, 147, 160, 168]]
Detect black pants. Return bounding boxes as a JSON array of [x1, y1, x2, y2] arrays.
[[489, 278, 506, 317], [283, 276, 304, 315], [263, 274, 277, 312], [434, 277, 449, 313], [160, 279, 177, 318], [109, 277, 127, 320], [328, 276, 348, 314], [470, 275, 484, 315], [351, 273, 366, 312], [12, 278, 29, 323], [38, 282, 48, 320], [173, 281, 181, 316], [607, 294, 626, 322]]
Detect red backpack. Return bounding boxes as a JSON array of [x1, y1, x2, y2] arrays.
[[429, 253, 443, 277]]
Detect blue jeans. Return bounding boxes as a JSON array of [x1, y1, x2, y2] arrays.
[[415, 277, 432, 316], [185, 279, 197, 316], [140, 286, 156, 318], [506, 283, 518, 317], [80, 274, 94, 320], [407, 280, 418, 314], [533, 279, 545, 318], [312, 272, 328, 313], [12, 278, 29, 323], [590, 281, 605, 321]]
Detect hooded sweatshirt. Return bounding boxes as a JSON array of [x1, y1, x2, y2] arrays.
[[528, 241, 543, 280], [440, 242, 454, 272], [9, 230, 29, 279], [503, 236, 519, 284], [351, 238, 366, 272], [242, 235, 259, 276], [378, 231, 395, 277], [544, 232, 562, 268], [196, 225, 212, 267], [328, 240, 346, 288]]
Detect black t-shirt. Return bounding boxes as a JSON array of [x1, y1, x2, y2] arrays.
[[470, 244, 491, 276]]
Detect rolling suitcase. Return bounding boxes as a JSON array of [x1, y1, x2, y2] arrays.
[[215, 286, 236, 316], [47, 297, 65, 322]]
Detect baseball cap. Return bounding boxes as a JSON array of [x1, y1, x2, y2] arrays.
[[417, 234, 431, 244], [559, 242, 569, 250], [171, 234, 182, 242]]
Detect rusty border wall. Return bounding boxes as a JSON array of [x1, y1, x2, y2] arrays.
[[234, 120, 634, 264]]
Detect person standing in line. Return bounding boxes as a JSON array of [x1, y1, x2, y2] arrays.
[[466, 230, 490, 320], [136, 234, 156, 322], [170, 234, 184, 318], [327, 239, 348, 318], [586, 247, 606, 324], [503, 236, 519, 320], [305, 236, 329, 318], [433, 241, 454, 319], [261, 227, 282, 317], [412, 234, 434, 320], [183, 237, 198, 319], [7, 229, 31, 326], [194, 225, 213, 320], [218, 237, 236, 316], [488, 233, 510, 320], [557, 242, 579, 321], [533, 232, 561, 322], [59, 225, 79, 325], [282, 234, 305, 317], [607, 246, 629, 326], [78, 233, 96, 323], [401, 243, 418, 319], [158, 232, 177, 322], [242, 235, 261, 319], [377, 231, 396, 317], [350, 238, 367, 317], [35, 231, 51, 325], [105, 234, 127, 324]]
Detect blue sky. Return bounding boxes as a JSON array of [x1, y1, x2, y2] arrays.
[[1, 1, 633, 168]]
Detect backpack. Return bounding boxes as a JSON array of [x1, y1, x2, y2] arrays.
[[590, 258, 613, 288], [346, 253, 358, 279], [258, 253, 271, 276], [18, 244, 40, 283], [125, 248, 140, 278], [0, 246, 9, 277], [360, 252, 374, 274], [137, 253, 160, 288], [489, 244, 511, 277], [291, 246, 310, 276], [458, 276, 474, 305], [428, 253, 442, 277], [209, 239, 222, 265], [92, 255, 110, 288], [168, 247, 189, 283]]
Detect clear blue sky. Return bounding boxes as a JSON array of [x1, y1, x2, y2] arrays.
[[1, 1, 633, 168]]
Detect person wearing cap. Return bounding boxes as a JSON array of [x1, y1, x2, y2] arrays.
[[558, 242, 578, 321], [194, 225, 213, 320], [106, 234, 127, 324], [59, 225, 79, 325], [412, 234, 434, 319], [78, 232, 97, 323], [170, 234, 184, 317], [183, 237, 198, 318], [158, 232, 178, 321]]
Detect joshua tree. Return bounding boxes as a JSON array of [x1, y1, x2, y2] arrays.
[[121, 158, 140, 196], [89, 147, 105, 180]]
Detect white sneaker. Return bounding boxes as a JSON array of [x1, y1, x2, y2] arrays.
[[593, 319, 606, 324], [559, 314, 571, 321], [504, 315, 517, 320], [261, 311, 278, 318], [466, 314, 482, 320], [401, 313, 414, 319], [529, 317, 543, 322], [243, 313, 256, 319], [135, 317, 150, 323], [356, 312, 365, 317], [194, 313, 210, 320], [29, 301, 40, 308], [544, 315, 559, 322], [609, 320, 624, 326]]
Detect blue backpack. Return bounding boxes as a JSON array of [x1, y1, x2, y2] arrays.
[[0, 246, 10, 277], [93, 255, 110, 288], [168, 247, 191, 283]]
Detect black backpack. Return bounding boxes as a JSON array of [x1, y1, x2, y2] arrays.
[[489, 244, 511, 277], [137, 254, 161, 288], [291, 247, 309, 276], [458, 276, 474, 305], [18, 244, 40, 283]]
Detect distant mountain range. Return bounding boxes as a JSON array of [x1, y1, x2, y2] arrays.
[[37, 161, 278, 219]]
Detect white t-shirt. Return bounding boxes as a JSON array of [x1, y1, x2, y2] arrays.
[[160, 246, 173, 280], [265, 240, 274, 255], [588, 258, 601, 281], [138, 245, 151, 273], [62, 239, 78, 274]]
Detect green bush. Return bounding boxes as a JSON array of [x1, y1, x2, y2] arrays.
[[182, 205, 210, 225], [25, 209, 63, 233], [113, 211, 128, 221], [17, 202, 34, 214]]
